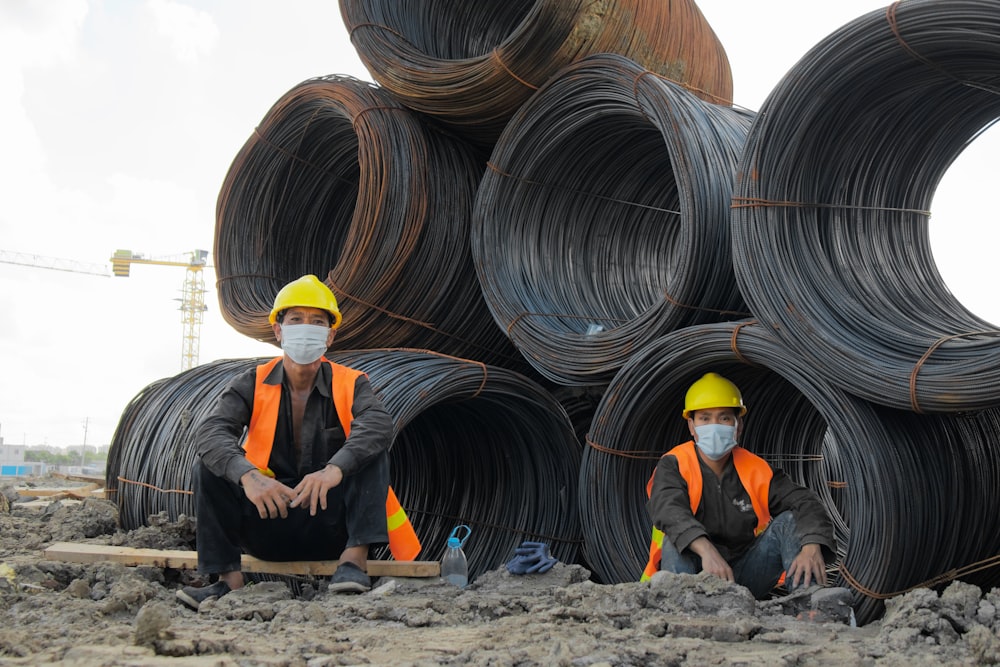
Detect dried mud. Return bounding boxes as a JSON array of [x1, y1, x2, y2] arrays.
[[1, 480, 999, 666]]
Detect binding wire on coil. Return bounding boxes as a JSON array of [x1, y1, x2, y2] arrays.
[[107, 350, 581, 580], [732, 0, 1000, 413], [473, 53, 753, 386], [214, 75, 525, 372], [580, 320, 1000, 625], [339, 0, 733, 147]]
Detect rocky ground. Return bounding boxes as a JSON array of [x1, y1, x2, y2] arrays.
[[1, 477, 999, 666]]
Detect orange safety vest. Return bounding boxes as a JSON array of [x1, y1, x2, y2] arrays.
[[244, 356, 421, 561], [641, 441, 772, 581]]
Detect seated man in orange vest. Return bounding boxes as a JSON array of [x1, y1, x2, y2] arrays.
[[643, 372, 835, 600], [178, 275, 401, 609]]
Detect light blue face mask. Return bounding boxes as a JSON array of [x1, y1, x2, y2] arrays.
[[280, 324, 330, 364], [694, 423, 738, 460]]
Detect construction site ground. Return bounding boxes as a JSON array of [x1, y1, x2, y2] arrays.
[[1, 477, 999, 666]]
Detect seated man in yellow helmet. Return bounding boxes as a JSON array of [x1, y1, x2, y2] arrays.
[[178, 275, 406, 609], [643, 372, 835, 599]]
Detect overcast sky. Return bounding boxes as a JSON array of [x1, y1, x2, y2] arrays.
[[1, 1, 996, 450]]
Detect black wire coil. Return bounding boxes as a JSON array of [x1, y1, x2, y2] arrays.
[[473, 53, 753, 386], [215, 75, 525, 371], [732, 0, 1000, 413], [106, 350, 581, 580], [338, 0, 734, 147], [579, 319, 1000, 625]]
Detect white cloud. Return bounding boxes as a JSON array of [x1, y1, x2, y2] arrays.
[[0, 0, 88, 68], [0, 0, 88, 241], [146, 0, 219, 65]]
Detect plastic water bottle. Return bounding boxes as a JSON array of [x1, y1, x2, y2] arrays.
[[441, 524, 471, 588]]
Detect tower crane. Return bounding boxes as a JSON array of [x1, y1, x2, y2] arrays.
[[1, 248, 211, 371], [0, 250, 109, 277], [110, 249, 210, 371]]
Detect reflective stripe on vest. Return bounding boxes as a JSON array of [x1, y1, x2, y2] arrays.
[[243, 356, 422, 561], [641, 441, 772, 581]]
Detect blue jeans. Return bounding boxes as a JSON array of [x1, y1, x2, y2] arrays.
[[659, 511, 805, 599]]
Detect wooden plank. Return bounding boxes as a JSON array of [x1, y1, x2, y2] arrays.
[[43, 542, 440, 577], [52, 472, 106, 486], [15, 483, 99, 499]]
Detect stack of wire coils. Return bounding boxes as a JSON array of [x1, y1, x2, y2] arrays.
[[580, 320, 1000, 624], [215, 75, 525, 372], [473, 53, 753, 386], [339, 0, 733, 147], [108, 350, 580, 580]]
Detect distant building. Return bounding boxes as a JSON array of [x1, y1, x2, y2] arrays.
[[0, 437, 45, 477]]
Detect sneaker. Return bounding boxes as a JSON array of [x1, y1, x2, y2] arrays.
[[329, 561, 371, 594], [176, 579, 231, 610]]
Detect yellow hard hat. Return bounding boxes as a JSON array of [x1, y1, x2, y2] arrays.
[[268, 275, 342, 329], [682, 372, 746, 418]]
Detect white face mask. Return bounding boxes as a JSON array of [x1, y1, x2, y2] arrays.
[[694, 424, 738, 461], [279, 324, 330, 364]]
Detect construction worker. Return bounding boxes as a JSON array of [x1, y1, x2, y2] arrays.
[[178, 274, 407, 610], [643, 372, 835, 600]]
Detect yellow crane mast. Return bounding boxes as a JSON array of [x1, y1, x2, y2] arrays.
[[110, 249, 209, 371]]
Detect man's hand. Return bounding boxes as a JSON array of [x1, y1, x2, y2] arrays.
[[290, 464, 344, 516], [240, 470, 297, 519], [787, 543, 827, 588], [688, 536, 734, 582]]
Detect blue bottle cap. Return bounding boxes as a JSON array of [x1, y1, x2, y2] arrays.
[[447, 537, 461, 549]]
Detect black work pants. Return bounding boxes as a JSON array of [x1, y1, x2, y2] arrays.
[[192, 454, 390, 575]]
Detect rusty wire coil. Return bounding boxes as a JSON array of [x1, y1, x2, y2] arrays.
[[579, 319, 1000, 625], [215, 75, 524, 370], [473, 53, 752, 386], [107, 350, 581, 579], [338, 0, 733, 147], [732, 0, 1000, 413]]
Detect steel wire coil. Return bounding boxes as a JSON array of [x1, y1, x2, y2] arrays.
[[732, 0, 1000, 413], [105, 360, 249, 530], [473, 53, 753, 386], [106, 350, 581, 579], [215, 75, 525, 371], [579, 320, 1000, 624], [338, 0, 733, 147]]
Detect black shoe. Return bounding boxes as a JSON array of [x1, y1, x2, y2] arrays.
[[329, 561, 371, 594], [176, 579, 231, 610]]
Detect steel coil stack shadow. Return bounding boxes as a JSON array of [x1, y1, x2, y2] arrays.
[[107, 350, 580, 579], [215, 75, 524, 371], [580, 319, 1000, 624], [473, 54, 752, 386], [339, 0, 733, 147], [732, 0, 1000, 412]]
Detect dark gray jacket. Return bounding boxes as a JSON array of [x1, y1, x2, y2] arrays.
[[196, 359, 393, 486], [647, 443, 836, 563]]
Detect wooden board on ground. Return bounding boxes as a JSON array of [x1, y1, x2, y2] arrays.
[[52, 472, 106, 486], [43, 542, 440, 577], [16, 483, 102, 500]]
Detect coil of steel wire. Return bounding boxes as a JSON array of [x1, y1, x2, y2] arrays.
[[215, 75, 525, 372], [473, 53, 753, 386], [732, 0, 1000, 413], [338, 0, 733, 147], [579, 320, 1000, 624], [106, 350, 581, 580]]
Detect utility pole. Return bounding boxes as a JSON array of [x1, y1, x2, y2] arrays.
[[81, 417, 88, 468]]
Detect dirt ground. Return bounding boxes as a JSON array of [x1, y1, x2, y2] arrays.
[[1, 479, 999, 666]]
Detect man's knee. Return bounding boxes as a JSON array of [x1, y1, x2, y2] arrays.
[[659, 540, 699, 575]]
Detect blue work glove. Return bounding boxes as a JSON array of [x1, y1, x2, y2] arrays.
[[506, 541, 558, 575]]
